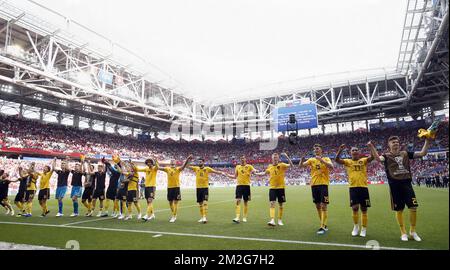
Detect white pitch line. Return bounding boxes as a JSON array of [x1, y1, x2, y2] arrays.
[[59, 198, 239, 226], [0, 221, 419, 250], [60, 217, 116, 227]]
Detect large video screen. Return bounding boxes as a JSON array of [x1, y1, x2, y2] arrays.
[[273, 100, 318, 132]]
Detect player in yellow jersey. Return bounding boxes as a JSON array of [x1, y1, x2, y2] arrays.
[[335, 143, 374, 237], [189, 158, 225, 224], [225, 155, 259, 223], [37, 158, 56, 217], [159, 155, 193, 223], [299, 144, 334, 235], [136, 158, 159, 221], [122, 161, 142, 220], [18, 162, 38, 217], [255, 153, 293, 226]]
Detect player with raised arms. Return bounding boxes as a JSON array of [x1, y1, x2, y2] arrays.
[[136, 158, 159, 221], [189, 157, 225, 224], [159, 155, 193, 223], [255, 152, 293, 227], [299, 144, 334, 235], [224, 155, 259, 224], [368, 131, 434, 242]]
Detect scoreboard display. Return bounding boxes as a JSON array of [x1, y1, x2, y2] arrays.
[[273, 99, 318, 132]]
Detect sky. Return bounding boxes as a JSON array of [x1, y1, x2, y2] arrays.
[[18, 0, 407, 103]]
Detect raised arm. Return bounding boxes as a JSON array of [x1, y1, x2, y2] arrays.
[[281, 152, 294, 169], [51, 157, 56, 173], [180, 155, 193, 172], [367, 141, 383, 163], [335, 144, 346, 165], [414, 139, 432, 158], [298, 157, 309, 168]]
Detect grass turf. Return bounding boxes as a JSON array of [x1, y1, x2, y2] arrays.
[[0, 185, 448, 250]]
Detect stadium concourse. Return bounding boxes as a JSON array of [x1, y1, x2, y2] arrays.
[[0, 113, 448, 193]]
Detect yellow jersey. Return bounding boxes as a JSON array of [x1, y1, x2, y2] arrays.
[[306, 157, 332, 186], [127, 170, 140, 191], [265, 162, 289, 189], [39, 171, 52, 189], [27, 172, 38, 191], [191, 166, 215, 188], [235, 164, 255, 186], [137, 166, 158, 187], [342, 158, 369, 188], [163, 167, 182, 188]]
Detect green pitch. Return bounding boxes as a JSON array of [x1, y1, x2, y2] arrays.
[[0, 185, 448, 250]]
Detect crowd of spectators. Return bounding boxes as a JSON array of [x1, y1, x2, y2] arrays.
[[1, 114, 448, 191]]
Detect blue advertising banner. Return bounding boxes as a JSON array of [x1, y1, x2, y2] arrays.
[[273, 100, 318, 132]]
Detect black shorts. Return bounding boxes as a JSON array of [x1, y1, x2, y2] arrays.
[[93, 189, 105, 200], [196, 188, 209, 203], [106, 187, 117, 200], [0, 190, 7, 201], [127, 190, 138, 203], [38, 188, 50, 201], [167, 187, 181, 201], [145, 187, 156, 200], [235, 185, 251, 201], [389, 181, 418, 211], [82, 187, 94, 201], [14, 189, 26, 202], [116, 188, 127, 201], [269, 189, 286, 203], [349, 187, 371, 208], [25, 190, 35, 201], [311, 185, 329, 204]]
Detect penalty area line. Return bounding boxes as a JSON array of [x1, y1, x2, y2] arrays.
[[0, 221, 419, 250]]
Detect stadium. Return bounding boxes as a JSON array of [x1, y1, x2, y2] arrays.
[[0, 0, 448, 253]]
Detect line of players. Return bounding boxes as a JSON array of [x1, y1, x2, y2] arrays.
[[0, 134, 433, 241]]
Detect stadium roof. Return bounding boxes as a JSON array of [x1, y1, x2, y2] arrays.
[[17, 0, 407, 104], [0, 0, 447, 130]]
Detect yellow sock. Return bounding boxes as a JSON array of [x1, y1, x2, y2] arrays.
[[200, 205, 204, 217], [361, 212, 368, 228], [235, 204, 241, 219], [203, 203, 208, 217], [126, 204, 132, 215], [44, 202, 48, 213], [40, 202, 46, 214], [147, 203, 154, 216], [135, 202, 141, 214], [321, 210, 328, 228], [169, 202, 175, 215], [27, 202, 33, 214], [15, 201, 23, 211], [278, 207, 284, 220], [352, 211, 359, 225], [243, 204, 248, 218], [105, 199, 110, 210], [270, 207, 275, 219], [395, 211, 407, 235], [409, 209, 417, 233], [82, 201, 90, 210], [316, 208, 322, 221], [173, 202, 179, 216], [114, 200, 119, 212]]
